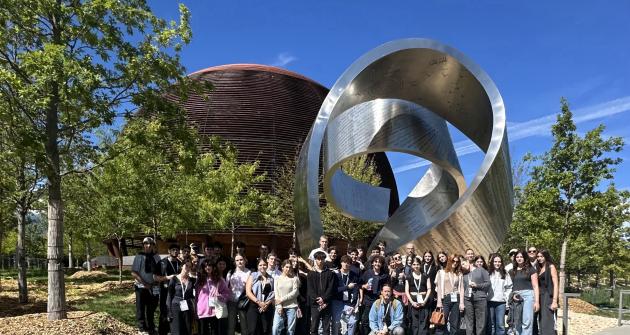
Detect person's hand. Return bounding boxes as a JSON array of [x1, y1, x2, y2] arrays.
[[436, 301, 443, 308], [316, 297, 324, 305], [550, 302, 558, 311], [469, 281, 477, 288], [257, 300, 265, 309], [362, 283, 369, 290], [348, 283, 356, 289], [459, 303, 465, 312], [276, 306, 283, 315], [534, 302, 540, 312], [275, 298, 283, 305]]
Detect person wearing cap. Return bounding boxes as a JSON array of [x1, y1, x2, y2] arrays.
[[307, 250, 337, 335], [505, 249, 518, 273], [157, 244, 181, 335], [132, 237, 162, 334]]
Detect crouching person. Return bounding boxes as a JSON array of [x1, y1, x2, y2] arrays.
[[369, 283, 404, 335]]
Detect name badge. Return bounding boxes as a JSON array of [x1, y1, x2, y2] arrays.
[[208, 296, 217, 308], [179, 300, 189, 311], [450, 292, 458, 301], [343, 291, 349, 301], [417, 293, 425, 303]]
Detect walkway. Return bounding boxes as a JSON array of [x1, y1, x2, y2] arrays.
[[593, 325, 630, 335]]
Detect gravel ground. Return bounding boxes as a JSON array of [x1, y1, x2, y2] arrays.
[[556, 309, 618, 335]]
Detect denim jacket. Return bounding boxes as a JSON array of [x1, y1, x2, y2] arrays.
[[369, 298, 403, 332], [250, 271, 275, 302]]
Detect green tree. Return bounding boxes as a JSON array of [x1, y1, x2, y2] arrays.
[[0, 0, 193, 319], [267, 150, 300, 246], [508, 98, 624, 298], [322, 155, 383, 248]]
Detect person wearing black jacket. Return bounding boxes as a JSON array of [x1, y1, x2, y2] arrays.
[[307, 251, 337, 335], [359, 255, 390, 335], [157, 244, 181, 335], [333, 255, 360, 335], [166, 260, 196, 335]]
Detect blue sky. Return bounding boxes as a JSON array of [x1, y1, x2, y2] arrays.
[[150, 0, 630, 200]]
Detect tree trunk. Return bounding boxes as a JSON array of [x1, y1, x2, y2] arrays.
[[230, 222, 235, 258], [117, 238, 123, 284], [86, 241, 91, 272], [152, 217, 158, 243], [68, 235, 73, 269], [595, 273, 600, 288], [558, 237, 568, 302], [16, 208, 28, 303]]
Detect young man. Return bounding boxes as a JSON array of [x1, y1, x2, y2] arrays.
[[333, 255, 360, 335], [131, 237, 162, 334], [326, 246, 340, 271], [307, 251, 337, 335], [368, 283, 404, 335], [527, 246, 538, 269], [359, 255, 390, 335], [157, 244, 181, 335], [309, 235, 330, 261], [266, 251, 281, 279], [348, 248, 364, 273]]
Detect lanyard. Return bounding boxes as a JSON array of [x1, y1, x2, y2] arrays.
[[413, 273, 422, 292], [383, 302, 390, 318], [169, 259, 179, 274], [181, 277, 189, 296], [342, 272, 350, 285]]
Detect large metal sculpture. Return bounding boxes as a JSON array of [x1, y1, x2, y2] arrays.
[[295, 39, 513, 257]]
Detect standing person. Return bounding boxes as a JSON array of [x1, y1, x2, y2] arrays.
[[227, 254, 251, 335], [406, 256, 432, 335], [257, 243, 271, 268], [359, 255, 390, 335], [403, 243, 416, 265], [245, 258, 275, 335], [273, 260, 301, 335], [421, 251, 438, 328], [504, 249, 517, 274], [435, 254, 462, 335], [179, 245, 191, 263], [390, 253, 407, 305], [217, 256, 229, 279], [326, 246, 341, 271], [289, 248, 311, 335], [348, 248, 364, 273], [376, 241, 387, 256], [267, 252, 282, 279], [166, 260, 196, 335], [131, 237, 162, 335], [465, 249, 475, 266], [488, 254, 512, 335], [437, 251, 448, 271], [309, 235, 330, 261], [307, 251, 337, 335], [357, 247, 367, 265], [196, 259, 231, 335], [333, 255, 360, 335], [509, 250, 540, 335], [157, 244, 181, 335], [527, 247, 538, 269], [203, 243, 215, 263], [368, 283, 405, 335], [536, 250, 558, 335], [462, 256, 490, 335]]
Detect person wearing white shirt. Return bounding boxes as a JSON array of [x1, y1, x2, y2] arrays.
[[308, 235, 330, 261], [488, 254, 512, 335], [267, 252, 282, 279], [226, 254, 251, 335]]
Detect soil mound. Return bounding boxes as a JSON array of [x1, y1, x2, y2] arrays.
[[69, 271, 108, 280]]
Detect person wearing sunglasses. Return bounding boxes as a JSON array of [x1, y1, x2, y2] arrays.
[[527, 247, 538, 270], [435, 255, 463, 335], [508, 250, 540, 335]]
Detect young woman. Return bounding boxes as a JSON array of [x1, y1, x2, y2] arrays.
[[227, 254, 251, 335], [422, 251, 438, 321], [405, 256, 432, 335], [195, 259, 231, 335], [437, 251, 449, 271], [166, 260, 196, 335], [462, 255, 490, 335], [435, 254, 462, 335], [509, 250, 540, 335], [536, 249, 558, 335], [245, 258, 275, 335], [488, 254, 512, 335], [217, 256, 228, 279], [272, 259, 300, 335], [288, 249, 310, 335]]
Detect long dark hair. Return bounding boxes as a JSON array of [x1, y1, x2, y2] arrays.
[[473, 255, 488, 270], [423, 250, 436, 266], [488, 254, 506, 279], [437, 251, 448, 269], [537, 249, 555, 271], [509, 249, 530, 277], [196, 258, 219, 289]]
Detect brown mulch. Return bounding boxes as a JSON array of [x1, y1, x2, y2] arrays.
[[68, 271, 109, 280], [566, 297, 598, 314], [0, 311, 137, 335]]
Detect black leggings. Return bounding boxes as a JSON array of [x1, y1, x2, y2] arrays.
[[246, 303, 274, 335]]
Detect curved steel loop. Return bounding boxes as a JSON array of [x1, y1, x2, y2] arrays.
[[294, 38, 513, 257]]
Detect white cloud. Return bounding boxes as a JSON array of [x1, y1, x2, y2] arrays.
[[393, 96, 630, 173], [271, 52, 297, 67]]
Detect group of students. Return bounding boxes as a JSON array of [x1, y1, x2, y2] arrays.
[[130, 235, 559, 335]]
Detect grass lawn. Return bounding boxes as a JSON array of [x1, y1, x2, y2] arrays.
[[71, 286, 138, 327]]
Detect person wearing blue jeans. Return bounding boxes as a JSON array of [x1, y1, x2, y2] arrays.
[[272, 260, 300, 335], [333, 255, 359, 335], [487, 254, 512, 335], [508, 250, 540, 335]]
